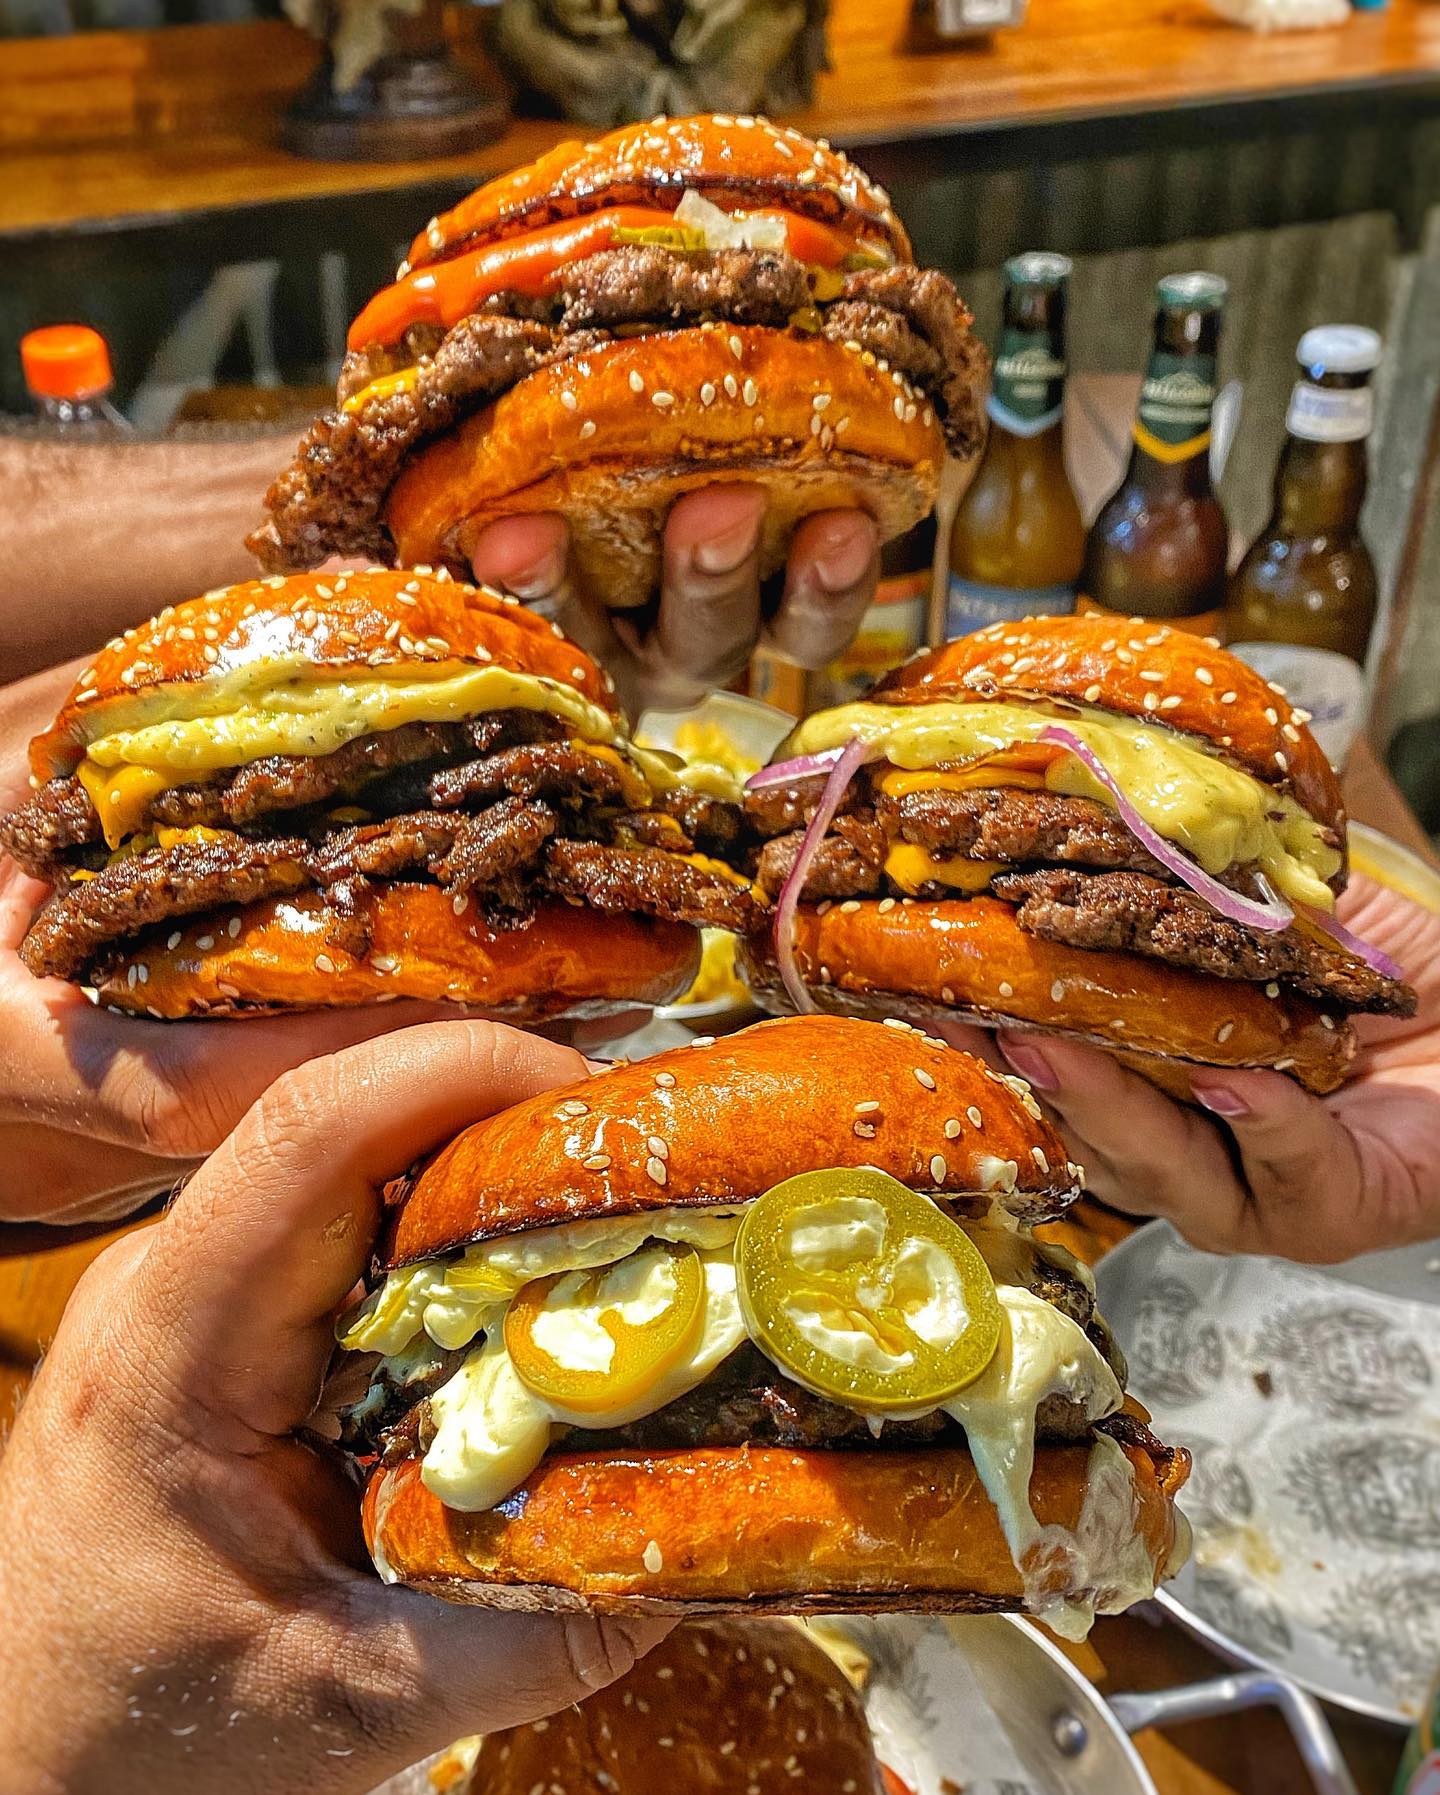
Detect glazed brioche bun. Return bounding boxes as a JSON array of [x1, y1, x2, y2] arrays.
[[409, 113, 909, 270], [33, 569, 617, 783], [378, 1013, 1081, 1268], [882, 613, 1343, 848], [384, 327, 947, 610], [472, 1617, 885, 1795], [363, 1436, 1189, 1616], [93, 889, 698, 1021], [740, 897, 1354, 1095]]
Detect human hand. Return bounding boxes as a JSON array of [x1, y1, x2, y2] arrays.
[[469, 487, 880, 714], [0, 662, 638, 1225], [995, 874, 1440, 1263], [0, 1020, 671, 1795]]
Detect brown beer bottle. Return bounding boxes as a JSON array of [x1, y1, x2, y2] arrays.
[[1079, 272, 1229, 631], [1226, 326, 1380, 762], [948, 252, 1083, 637]]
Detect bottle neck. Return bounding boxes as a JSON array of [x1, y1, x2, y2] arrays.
[[1271, 434, 1367, 533]]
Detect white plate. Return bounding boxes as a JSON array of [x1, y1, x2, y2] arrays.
[[1096, 1221, 1440, 1727]]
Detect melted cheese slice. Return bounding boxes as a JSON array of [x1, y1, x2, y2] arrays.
[[885, 844, 1002, 895], [784, 697, 1340, 910]]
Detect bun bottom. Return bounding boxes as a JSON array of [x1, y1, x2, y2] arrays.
[[93, 885, 699, 1020], [361, 1440, 1188, 1618], [740, 896, 1353, 1095]]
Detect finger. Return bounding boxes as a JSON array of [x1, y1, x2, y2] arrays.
[[995, 1031, 1248, 1249], [0, 1119, 179, 1224], [651, 484, 765, 698], [763, 509, 879, 669], [467, 513, 571, 606], [133, 1020, 587, 1435], [0, 657, 88, 812]]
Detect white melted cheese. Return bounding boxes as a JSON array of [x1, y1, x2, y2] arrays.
[[783, 696, 1339, 910]]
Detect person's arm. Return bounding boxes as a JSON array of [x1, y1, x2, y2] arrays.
[[0, 1019, 671, 1795], [0, 431, 291, 680], [995, 876, 1440, 1262]]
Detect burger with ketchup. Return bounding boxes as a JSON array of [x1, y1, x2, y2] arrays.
[[249, 114, 985, 605], [0, 568, 754, 1018], [739, 615, 1416, 1094], [339, 1014, 1189, 1633]]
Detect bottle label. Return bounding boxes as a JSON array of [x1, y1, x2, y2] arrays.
[[948, 575, 1076, 637], [1075, 595, 1223, 638], [1287, 380, 1374, 444], [988, 327, 1066, 437], [1226, 642, 1367, 768], [1134, 350, 1217, 462]]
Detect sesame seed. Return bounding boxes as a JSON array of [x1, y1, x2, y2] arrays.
[[854, 1100, 880, 1114], [628, 370, 645, 393], [227, 916, 242, 938], [1143, 691, 1160, 711], [647, 1135, 669, 1160], [967, 1105, 984, 1128], [1139, 668, 1164, 682], [1275, 750, 1289, 770], [642, 1541, 663, 1573], [452, 892, 470, 915], [583, 1155, 611, 1171], [914, 1067, 937, 1090], [998, 979, 1014, 997], [1221, 690, 1237, 704], [1264, 707, 1279, 726], [1265, 981, 1280, 998], [691, 1034, 716, 1048], [878, 896, 896, 914], [1195, 666, 1214, 685], [941, 985, 956, 1002], [944, 1118, 962, 1139], [742, 379, 758, 405], [651, 390, 675, 408], [929, 1154, 947, 1182], [700, 382, 716, 406], [1083, 684, 1102, 703], [580, 419, 597, 439], [883, 1017, 910, 1030], [728, 334, 744, 360], [196, 934, 215, 951], [1216, 1021, 1235, 1043], [724, 374, 739, 399], [853, 1120, 876, 1139], [1321, 1014, 1336, 1030], [1051, 979, 1066, 1001], [893, 395, 906, 420], [314, 953, 335, 974], [1160, 694, 1182, 710], [655, 1070, 677, 1087], [558, 1099, 589, 1117], [166, 931, 182, 950]]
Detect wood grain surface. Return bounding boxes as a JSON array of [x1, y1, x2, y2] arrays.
[[3, 0, 1440, 237]]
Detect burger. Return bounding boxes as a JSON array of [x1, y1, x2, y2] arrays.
[[739, 615, 1416, 1093], [468, 1617, 889, 1795], [0, 567, 755, 1019], [248, 113, 986, 603], [340, 1014, 1189, 1635]]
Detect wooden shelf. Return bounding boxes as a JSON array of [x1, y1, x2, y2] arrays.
[[4, 0, 1440, 241]]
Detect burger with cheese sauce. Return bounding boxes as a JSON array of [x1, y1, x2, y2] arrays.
[[339, 1014, 1189, 1634], [248, 113, 986, 605], [739, 616, 1416, 1093], [0, 568, 755, 1018]]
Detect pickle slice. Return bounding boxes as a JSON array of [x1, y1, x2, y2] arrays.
[[736, 1168, 1001, 1411], [504, 1241, 705, 1415]]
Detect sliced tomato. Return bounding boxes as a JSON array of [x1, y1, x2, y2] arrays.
[[736, 1169, 1001, 1412]]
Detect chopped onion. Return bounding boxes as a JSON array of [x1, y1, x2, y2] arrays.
[[674, 188, 789, 254], [1298, 902, 1404, 981], [1037, 725, 1295, 934], [773, 737, 876, 1013], [745, 748, 847, 792]]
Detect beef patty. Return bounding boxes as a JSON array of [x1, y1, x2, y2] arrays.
[[250, 251, 986, 572]]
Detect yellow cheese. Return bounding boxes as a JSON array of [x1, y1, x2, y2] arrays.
[[884, 843, 1002, 896], [783, 697, 1340, 911], [571, 739, 652, 809], [341, 367, 420, 415], [77, 761, 184, 850], [883, 768, 1046, 796]]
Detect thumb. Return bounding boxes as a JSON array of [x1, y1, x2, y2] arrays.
[[1188, 1067, 1364, 1261]]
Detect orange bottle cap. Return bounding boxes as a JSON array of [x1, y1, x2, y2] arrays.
[[21, 325, 114, 401]]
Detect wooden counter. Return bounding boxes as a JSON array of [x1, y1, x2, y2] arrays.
[[4, 0, 1440, 245]]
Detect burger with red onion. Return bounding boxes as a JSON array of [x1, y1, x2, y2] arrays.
[[739, 616, 1415, 1094], [248, 113, 985, 606]]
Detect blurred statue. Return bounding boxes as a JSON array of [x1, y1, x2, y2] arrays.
[[490, 0, 831, 127]]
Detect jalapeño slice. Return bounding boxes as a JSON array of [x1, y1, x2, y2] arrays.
[[736, 1168, 1001, 1411], [503, 1240, 705, 1415]]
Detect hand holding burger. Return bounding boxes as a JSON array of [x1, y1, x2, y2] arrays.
[[0, 1020, 672, 1794]]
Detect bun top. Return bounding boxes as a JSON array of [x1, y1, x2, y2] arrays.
[[32, 569, 618, 781], [473, 1618, 883, 1795], [408, 113, 909, 271], [875, 614, 1343, 837], [380, 1013, 1081, 1268]]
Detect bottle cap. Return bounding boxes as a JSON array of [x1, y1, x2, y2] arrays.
[[1156, 271, 1227, 312], [1004, 251, 1073, 287], [21, 325, 114, 401], [1296, 324, 1381, 376]]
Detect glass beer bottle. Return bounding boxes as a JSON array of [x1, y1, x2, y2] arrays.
[[1226, 325, 1381, 763], [1079, 272, 1228, 631], [948, 252, 1083, 637]]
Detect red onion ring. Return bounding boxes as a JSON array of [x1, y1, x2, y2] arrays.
[[1298, 902, 1405, 981], [773, 736, 877, 1012], [1037, 724, 1295, 934], [745, 748, 847, 792]]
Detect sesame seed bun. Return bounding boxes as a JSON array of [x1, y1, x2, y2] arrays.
[[378, 1013, 1080, 1269], [92, 889, 699, 1023], [879, 614, 1343, 842], [362, 1435, 1189, 1617], [471, 1618, 886, 1795], [32, 569, 617, 783], [383, 328, 948, 612], [408, 114, 908, 271], [739, 897, 1355, 1095]]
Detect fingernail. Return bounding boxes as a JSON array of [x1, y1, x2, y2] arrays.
[[502, 542, 568, 601], [811, 515, 877, 592], [997, 1037, 1059, 1093], [1192, 1082, 1250, 1119], [692, 512, 761, 578]]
